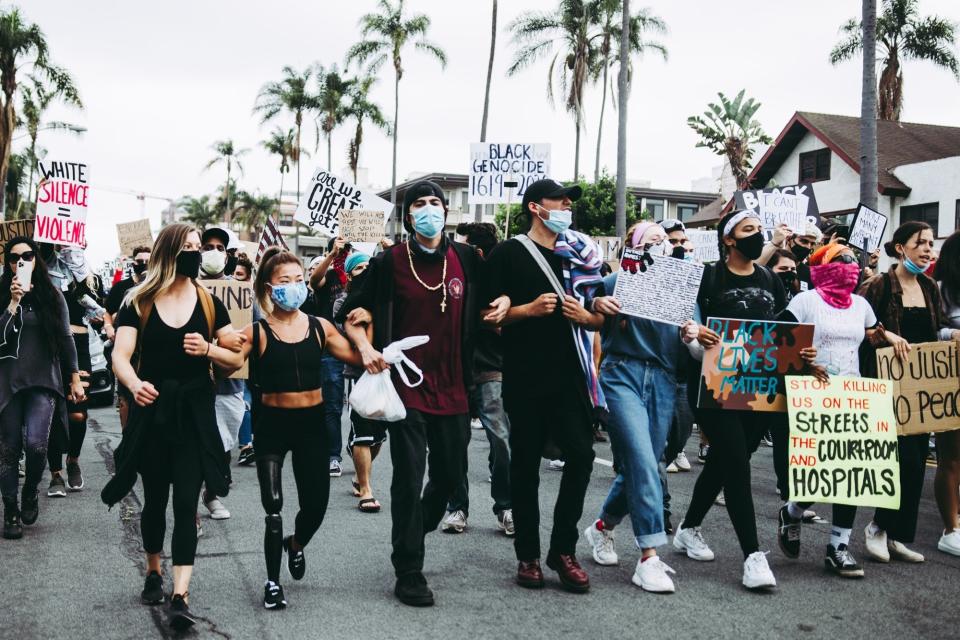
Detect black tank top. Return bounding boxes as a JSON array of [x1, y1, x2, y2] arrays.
[[257, 316, 326, 393]]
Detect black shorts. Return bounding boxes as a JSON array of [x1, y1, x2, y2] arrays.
[[348, 411, 388, 449]]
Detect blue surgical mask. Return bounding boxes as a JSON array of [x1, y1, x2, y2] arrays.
[[537, 205, 573, 234], [412, 205, 445, 239], [270, 281, 308, 311], [902, 256, 926, 275]]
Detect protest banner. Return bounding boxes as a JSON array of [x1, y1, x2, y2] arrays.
[[734, 183, 819, 237], [0, 219, 35, 262], [697, 317, 814, 412], [786, 375, 900, 509], [847, 203, 888, 253], [34, 160, 89, 248], [686, 229, 720, 263], [294, 169, 393, 237], [256, 216, 289, 262], [339, 209, 386, 244], [875, 341, 960, 435], [116, 219, 153, 257], [201, 280, 253, 379], [468, 143, 551, 205], [612, 249, 704, 326]]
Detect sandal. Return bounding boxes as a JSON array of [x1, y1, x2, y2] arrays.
[[352, 481, 362, 498], [358, 498, 381, 513]]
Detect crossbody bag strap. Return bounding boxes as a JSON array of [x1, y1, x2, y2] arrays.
[[133, 299, 154, 375], [196, 285, 216, 340]]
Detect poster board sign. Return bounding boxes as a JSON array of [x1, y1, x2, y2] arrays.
[[612, 249, 704, 326], [593, 236, 623, 261], [116, 219, 153, 257], [339, 209, 386, 244], [786, 376, 900, 509], [468, 143, 551, 205], [686, 229, 720, 263], [201, 280, 254, 379], [294, 169, 393, 238], [35, 160, 89, 248], [848, 203, 887, 253], [875, 341, 960, 435], [734, 184, 819, 237], [697, 317, 814, 412], [0, 219, 35, 263]]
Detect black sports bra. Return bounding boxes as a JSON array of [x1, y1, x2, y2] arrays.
[[256, 316, 326, 393]]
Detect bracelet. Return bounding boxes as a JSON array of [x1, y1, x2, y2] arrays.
[[205, 341, 211, 356]]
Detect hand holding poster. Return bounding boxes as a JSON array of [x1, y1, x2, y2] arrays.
[[787, 375, 900, 509], [469, 143, 551, 205], [339, 209, 386, 244], [734, 184, 819, 236], [848, 203, 888, 253], [116, 219, 153, 257], [697, 317, 814, 412], [35, 160, 89, 248], [612, 249, 704, 326], [201, 280, 254, 379], [294, 169, 393, 238], [875, 341, 960, 435]]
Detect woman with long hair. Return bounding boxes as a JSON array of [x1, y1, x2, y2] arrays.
[[0, 236, 83, 539], [101, 223, 244, 631]]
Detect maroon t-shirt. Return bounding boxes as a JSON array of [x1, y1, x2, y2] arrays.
[[391, 243, 468, 416]]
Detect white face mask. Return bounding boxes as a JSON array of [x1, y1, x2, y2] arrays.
[[201, 249, 226, 275]]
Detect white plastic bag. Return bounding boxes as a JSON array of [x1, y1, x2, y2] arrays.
[[349, 335, 430, 421]]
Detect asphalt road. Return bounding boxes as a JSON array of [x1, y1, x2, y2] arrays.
[[2, 405, 959, 640]]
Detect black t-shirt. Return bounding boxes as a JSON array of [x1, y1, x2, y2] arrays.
[[116, 296, 231, 384], [482, 238, 584, 405], [305, 278, 342, 322], [106, 277, 139, 315], [697, 262, 787, 322]]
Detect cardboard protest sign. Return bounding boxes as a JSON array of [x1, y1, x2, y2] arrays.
[[339, 209, 386, 244], [875, 341, 960, 435], [116, 219, 153, 257], [734, 184, 819, 236], [697, 317, 814, 412], [0, 219, 35, 262], [201, 280, 254, 379], [593, 236, 623, 261], [256, 216, 288, 262], [469, 143, 551, 205], [294, 169, 393, 238], [685, 229, 720, 263], [35, 160, 89, 248], [612, 249, 704, 326], [787, 376, 900, 509], [848, 203, 887, 253]]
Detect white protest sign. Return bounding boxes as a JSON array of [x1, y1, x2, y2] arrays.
[[848, 203, 888, 253], [612, 249, 705, 326], [339, 209, 386, 244], [734, 184, 819, 237], [593, 236, 623, 261], [469, 143, 551, 205], [294, 169, 393, 238], [35, 160, 89, 248], [686, 229, 720, 263]]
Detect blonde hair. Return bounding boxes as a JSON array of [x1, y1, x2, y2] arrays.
[[126, 223, 199, 314]]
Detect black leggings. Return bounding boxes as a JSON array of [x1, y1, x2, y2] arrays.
[[48, 333, 90, 472], [255, 404, 329, 584]]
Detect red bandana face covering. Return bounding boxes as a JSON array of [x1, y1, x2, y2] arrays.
[[810, 262, 861, 309]]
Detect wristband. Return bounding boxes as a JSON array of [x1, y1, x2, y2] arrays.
[[205, 341, 211, 356]]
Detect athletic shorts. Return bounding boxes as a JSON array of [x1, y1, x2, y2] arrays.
[[348, 410, 388, 449]]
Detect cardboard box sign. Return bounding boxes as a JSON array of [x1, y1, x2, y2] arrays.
[[0, 219, 35, 262], [116, 219, 153, 257], [201, 280, 254, 380], [875, 341, 960, 436]]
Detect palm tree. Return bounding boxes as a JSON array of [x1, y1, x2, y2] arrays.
[[477, 0, 498, 222], [315, 64, 354, 172], [508, 1, 598, 181], [203, 139, 249, 219], [344, 76, 390, 184], [179, 195, 218, 229], [19, 73, 84, 203], [232, 191, 276, 241], [830, 0, 958, 121], [0, 7, 80, 216], [346, 0, 448, 230], [589, 1, 667, 183], [687, 90, 772, 191], [261, 126, 306, 218]]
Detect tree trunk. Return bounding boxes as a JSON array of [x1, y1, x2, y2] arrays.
[[878, 54, 901, 122], [615, 0, 630, 239], [327, 131, 333, 172], [477, 0, 498, 222], [225, 160, 232, 223], [860, 0, 879, 226], [595, 48, 610, 184], [353, 119, 364, 184], [26, 136, 36, 205], [391, 69, 400, 236], [277, 170, 285, 221], [573, 115, 581, 182], [0, 99, 15, 219]]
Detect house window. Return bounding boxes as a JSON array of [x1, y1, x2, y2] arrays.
[[901, 202, 939, 229], [677, 203, 699, 221], [644, 199, 664, 220], [798, 148, 831, 183]]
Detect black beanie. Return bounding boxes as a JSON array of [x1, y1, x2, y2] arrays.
[[402, 180, 448, 234]]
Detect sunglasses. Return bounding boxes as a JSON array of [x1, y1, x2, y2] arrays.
[[6, 251, 35, 264], [661, 219, 684, 232], [831, 254, 857, 264]]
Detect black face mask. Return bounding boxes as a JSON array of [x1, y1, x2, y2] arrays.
[[670, 245, 686, 260], [132, 261, 148, 276], [224, 254, 238, 276], [791, 244, 811, 262], [777, 270, 798, 290], [176, 251, 202, 279], [734, 232, 765, 261]]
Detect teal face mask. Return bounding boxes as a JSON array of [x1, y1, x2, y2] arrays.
[[536, 204, 572, 234], [412, 205, 445, 239], [902, 256, 926, 275], [270, 281, 308, 311]]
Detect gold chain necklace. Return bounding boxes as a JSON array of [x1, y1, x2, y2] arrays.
[[406, 241, 448, 313]]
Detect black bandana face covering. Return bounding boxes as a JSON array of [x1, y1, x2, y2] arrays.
[[791, 244, 811, 262], [735, 232, 765, 261]]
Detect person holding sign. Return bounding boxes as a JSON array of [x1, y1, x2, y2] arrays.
[[857, 220, 959, 564], [581, 222, 700, 593], [761, 221, 823, 291]]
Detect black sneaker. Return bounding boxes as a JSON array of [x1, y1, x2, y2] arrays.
[[20, 489, 39, 526], [697, 444, 710, 463], [2, 499, 22, 540], [825, 544, 865, 578], [66, 461, 84, 491], [777, 505, 801, 559], [664, 511, 674, 536], [47, 474, 67, 498], [394, 573, 434, 607], [263, 581, 287, 609], [283, 535, 306, 580], [238, 446, 256, 466], [168, 594, 196, 632], [141, 571, 165, 605]]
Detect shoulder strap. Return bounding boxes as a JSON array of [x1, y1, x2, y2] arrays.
[[516, 235, 566, 298], [133, 299, 154, 375], [308, 314, 326, 351], [250, 319, 264, 387], [196, 285, 216, 339]]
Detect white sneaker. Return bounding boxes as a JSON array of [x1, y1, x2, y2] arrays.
[[673, 524, 715, 561], [674, 452, 691, 471], [888, 540, 924, 563], [714, 493, 726, 507], [204, 498, 231, 520], [329, 460, 343, 477], [666, 461, 679, 473], [584, 522, 618, 566], [938, 529, 960, 557], [441, 510, 467, 533], [497, 509, 515, 537], [864, 522, 890, 562], [742, 551, 776, 589], [470, 418, 483, 430], [632, 557, 676, 593], [547, 459, 565, 471]]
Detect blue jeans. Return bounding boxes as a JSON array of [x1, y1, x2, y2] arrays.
[[660, 381, 694, 515], [239, 385, 253, 447], [448, 380, 512, 515], [321, 354, 345, 463], [598, 357, 676, 549]]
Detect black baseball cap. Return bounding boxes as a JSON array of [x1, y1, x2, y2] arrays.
[[521, 179, 583, 214], [201, 226, 230, 247]]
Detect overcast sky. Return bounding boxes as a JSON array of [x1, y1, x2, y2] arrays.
[[19, 0, 960, 266]]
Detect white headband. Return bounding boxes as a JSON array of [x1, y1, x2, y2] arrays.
[[723, 210, 761, 238]]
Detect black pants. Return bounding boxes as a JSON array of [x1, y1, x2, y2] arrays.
[[874, 433, 927, 543], [255, 404, 329, 584], [387, 410, 470, 577], [48, 333, 90, 473], [506, 393, 595, 561]]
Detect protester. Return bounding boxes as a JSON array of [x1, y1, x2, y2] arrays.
[[483, 178, 605, 594], [761, 221, 822, 290], [102, 223, 243, 631], [858, 221, 959, 564], [0, 237, 83, 540], [862, 248, 881, 279], [767, 249, 801, 302], [233, 256, 253, 282]]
